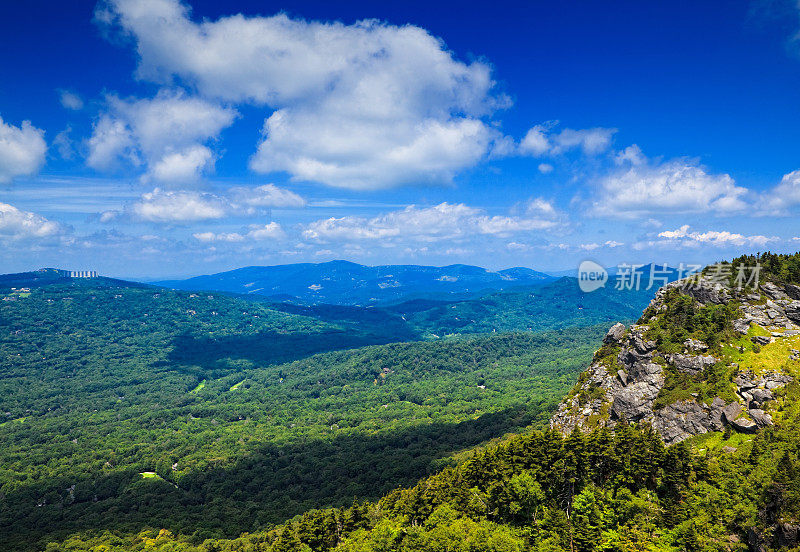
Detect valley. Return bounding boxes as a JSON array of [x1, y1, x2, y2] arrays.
[[0, 267, 639, 550], [3, 255, 800, 551]]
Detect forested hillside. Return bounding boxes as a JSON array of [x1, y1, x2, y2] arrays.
[[37, 253, 800, 552], [0, 276, 609, 550], [265, 276, 656, 339], [45, 417, 800, 552]]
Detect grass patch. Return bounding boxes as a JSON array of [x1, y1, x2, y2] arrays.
[[722, 328, 800, 377], [189, 379, 206, 394], [0, 416, 27, 427], [686, 430, 753, 455]]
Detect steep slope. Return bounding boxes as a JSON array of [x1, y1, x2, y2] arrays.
[[551, 260, 799, 444], [156, 260, 554, 305]]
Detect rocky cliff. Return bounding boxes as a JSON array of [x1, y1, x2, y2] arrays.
[[551, 271, 799, 444]]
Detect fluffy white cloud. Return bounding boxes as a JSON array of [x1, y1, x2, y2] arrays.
[[87, 90, 236, 184], [0, 202, 65, 240], [0, 116, 47, 183], [251, 115, 496, 190], [59, 90, 84, 111], [228, 184, 306, 209], [519, 125, 550, 156], [551, 127, 616, 155], [591, 150, 747, 217], [302, 201, 562, 243], [86, 116, 139, 171], [519, 122, 616, 157], [98, 0, 508, 189], [102, 183, 304, 223], [147, 145, 214, 184], [193, 222, 284, 243], [108, 189, 229, 223], [756, 169, 800, 215], [657, 225, 776, 247]]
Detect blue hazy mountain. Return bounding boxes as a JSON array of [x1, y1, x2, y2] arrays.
[[156, 260, 555, 305]]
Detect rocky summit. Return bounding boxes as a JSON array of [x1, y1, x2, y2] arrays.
[[551, 270, 800, 444]]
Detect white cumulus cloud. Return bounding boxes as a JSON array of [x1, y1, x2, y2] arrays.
[[193, 222, 284, 243], [114, 189, 229, 223], [102, 183, 304, 224], [756, 169, 800, 215], [302, 201, 563, 243], [519, 122, 616, 157], [97, 0, 509, 189], [657, 225, 776, 247], [87, 89, 237, 184], [228, 183, 306, 209], [0, 116, 47, 184], [591, 149, 747, 217], [0, 202, 65, 240]]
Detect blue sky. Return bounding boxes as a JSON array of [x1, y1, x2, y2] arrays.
[[1, 0, 800, 278]]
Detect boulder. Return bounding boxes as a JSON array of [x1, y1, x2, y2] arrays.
[[617, 369, 628, 386], [683, 283, 727, 305], [722, 402, 742, 424], [764, 373, 793, 389], [748, 409, 773, 428], [751, 335, 771, 345], [611, 381, 661, 423], [670, 354, 717, 374], [653, 399, 725, 444], [630, 333, 656, 354], [684, 338, 708, 352], [785, 284, 800, 300], [730, 417, 758, 433], [762, 282, 789, 300], [734, 373, 757, 391], [627, 361, 662, 383], [785, 301, 800, 323], [733, 318, 751, 334], [750, 388, 773, 406], [604, 322, 627, 344], [766, 308, 781, 319]]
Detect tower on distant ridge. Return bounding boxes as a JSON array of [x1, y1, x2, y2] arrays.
[[69, 270, 97, 278]]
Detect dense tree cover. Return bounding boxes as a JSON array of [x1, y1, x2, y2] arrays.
[[0, 280, 609, 550], [43, 411, 800, 551], [270, 277, 656, 338], [728, 252, 800, 286]]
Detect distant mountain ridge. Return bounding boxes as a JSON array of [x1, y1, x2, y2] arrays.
[[156, 260, 555, 305], [0, 268, 147, 291]]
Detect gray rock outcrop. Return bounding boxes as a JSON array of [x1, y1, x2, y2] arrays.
[[551, 273, 796, 444]]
